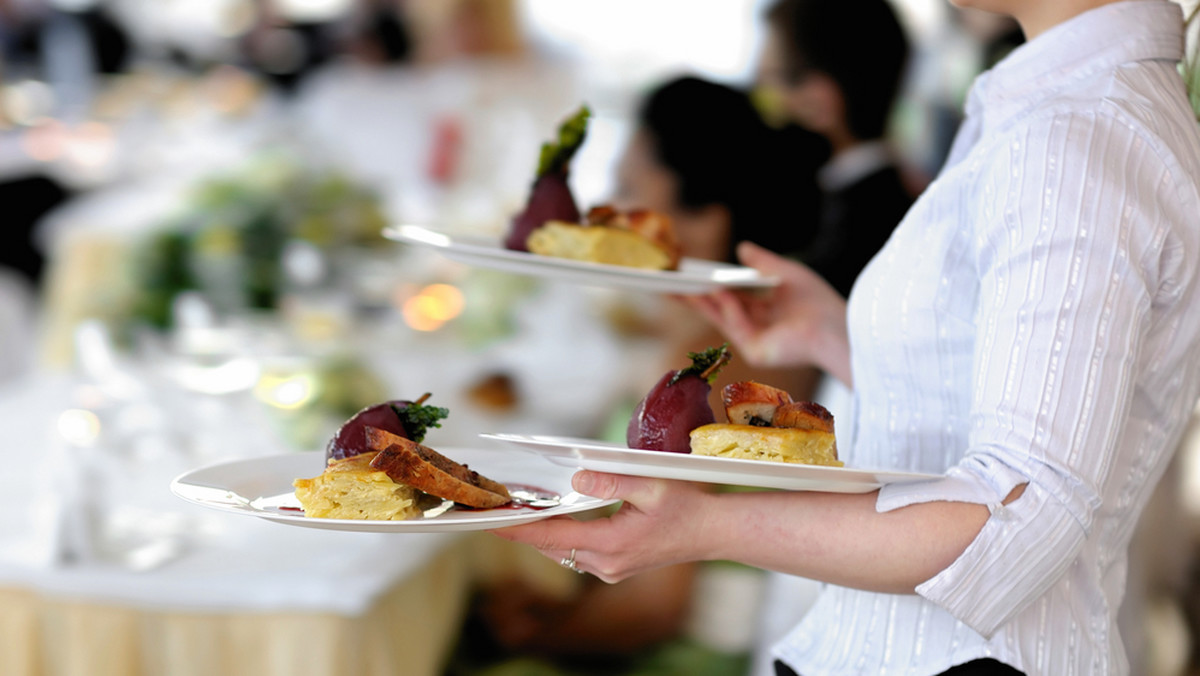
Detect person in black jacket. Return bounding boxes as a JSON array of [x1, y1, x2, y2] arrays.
[[615, 75, 828, 265], [758, 0, 914, 298]]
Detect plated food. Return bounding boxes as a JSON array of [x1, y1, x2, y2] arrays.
[[502, 104, 682, 272], [366, 427, 511, 509], [527, 205, 681, 271], [172, 451, 619, 532], [292, 350, 840, 524], [292, 452, 428, 520], [384, 101, 773, 289], [690, 383, 840, 467], [504, 105, 589, 253], [293, 394, 514, 520], [626, 345, 842, 467]]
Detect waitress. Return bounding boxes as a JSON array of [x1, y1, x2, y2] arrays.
[[494, 1, 1200, 674]]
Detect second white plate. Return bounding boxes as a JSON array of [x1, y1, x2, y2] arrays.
[[480, 433, 941, 493], [384, 224, 778, 295]]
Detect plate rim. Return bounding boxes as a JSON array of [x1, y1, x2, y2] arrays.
[[383, 224, 779, 292]]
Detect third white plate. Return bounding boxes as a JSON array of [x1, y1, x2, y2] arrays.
[[384, 224, 777, 295]]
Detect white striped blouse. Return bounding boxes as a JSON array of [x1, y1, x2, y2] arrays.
[[775, 2, 1200, 674]]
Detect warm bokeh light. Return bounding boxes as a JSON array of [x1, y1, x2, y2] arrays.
[[2, 80, 55, 126], [402, 296, 445, 332], [254, 371, 318, 410], [21, 119, 67, 162], [420, 284, 465, 320], [401, 283, 465, 332], [57, 409, 102, 447], [65, 121, 117, 170]]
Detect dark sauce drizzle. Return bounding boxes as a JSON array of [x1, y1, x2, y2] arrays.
[[454, 483, 561, 511]]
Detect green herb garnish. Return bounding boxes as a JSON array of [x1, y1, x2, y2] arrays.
[[535, 105, 591, 179], [669, 343, 732, 386], [391, 393, 449, 443]]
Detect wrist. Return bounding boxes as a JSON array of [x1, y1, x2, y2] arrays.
[[691, 488, 771, 565], [688, 488, 738, 564]]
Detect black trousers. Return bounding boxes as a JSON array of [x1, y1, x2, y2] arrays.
[[775, 658, 1024, 676]]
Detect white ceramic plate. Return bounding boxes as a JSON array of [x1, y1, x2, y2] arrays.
[[480, 433, 941, 493], [383, 224, 778, 295], [170, 449, 619, 533]]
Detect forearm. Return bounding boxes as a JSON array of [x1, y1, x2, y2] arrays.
[[700, 490, 993, 593], [492, 473, 1017, 594], [812, 311, 852, 388]]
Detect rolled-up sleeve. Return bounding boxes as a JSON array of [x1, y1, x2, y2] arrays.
[[876, 110, 1167, 637]]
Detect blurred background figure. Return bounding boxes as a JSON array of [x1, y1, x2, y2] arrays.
[[337, 0, 412, 66], [756, 0, 913, 300], [0, 0, 131, 289], [904, 6, 1023, 176], [614, 74, 826, 264], [403, 0, 524, 64], [615, 73, 829, 407], [238, 0, 341, 95]]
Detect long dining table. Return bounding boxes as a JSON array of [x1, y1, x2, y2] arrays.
[[0, 321, 628, 676]]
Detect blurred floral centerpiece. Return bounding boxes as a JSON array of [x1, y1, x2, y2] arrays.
[[120, 153, 395, 450], [130, 153, 389, 329]]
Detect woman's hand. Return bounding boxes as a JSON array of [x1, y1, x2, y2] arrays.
[[490, 471, 718, 583], [683, 241, 852, 386]]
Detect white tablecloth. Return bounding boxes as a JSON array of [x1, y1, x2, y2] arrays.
[[0, 371, 462, 615]]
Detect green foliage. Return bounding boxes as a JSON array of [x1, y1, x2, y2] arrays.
[[536, 105, 591, 179], [130, 229, 197, 329], [625, 640, 752, 676], [1184, 4, 1200, 121], [127, 155, 389, 329], [318, 356, 388, 419], [670, 343, 732, 386], [391, 398, 450, 443], [446, 638, 749, 676]]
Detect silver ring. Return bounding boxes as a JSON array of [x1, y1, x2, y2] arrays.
[[559, 548, 583, 573]]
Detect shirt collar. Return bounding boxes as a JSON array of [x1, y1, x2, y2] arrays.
[[817, 141, 893, 192], [968, 0, 1185, 131]]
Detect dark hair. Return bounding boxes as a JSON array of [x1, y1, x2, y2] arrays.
[[766, 0, 910, 141], [638, 76, 828, 262]]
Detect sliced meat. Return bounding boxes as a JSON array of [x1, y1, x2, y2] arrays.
[[722, 381, 794, 426], [365, 427, 511, 509], [773, 401, 835, 434]]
